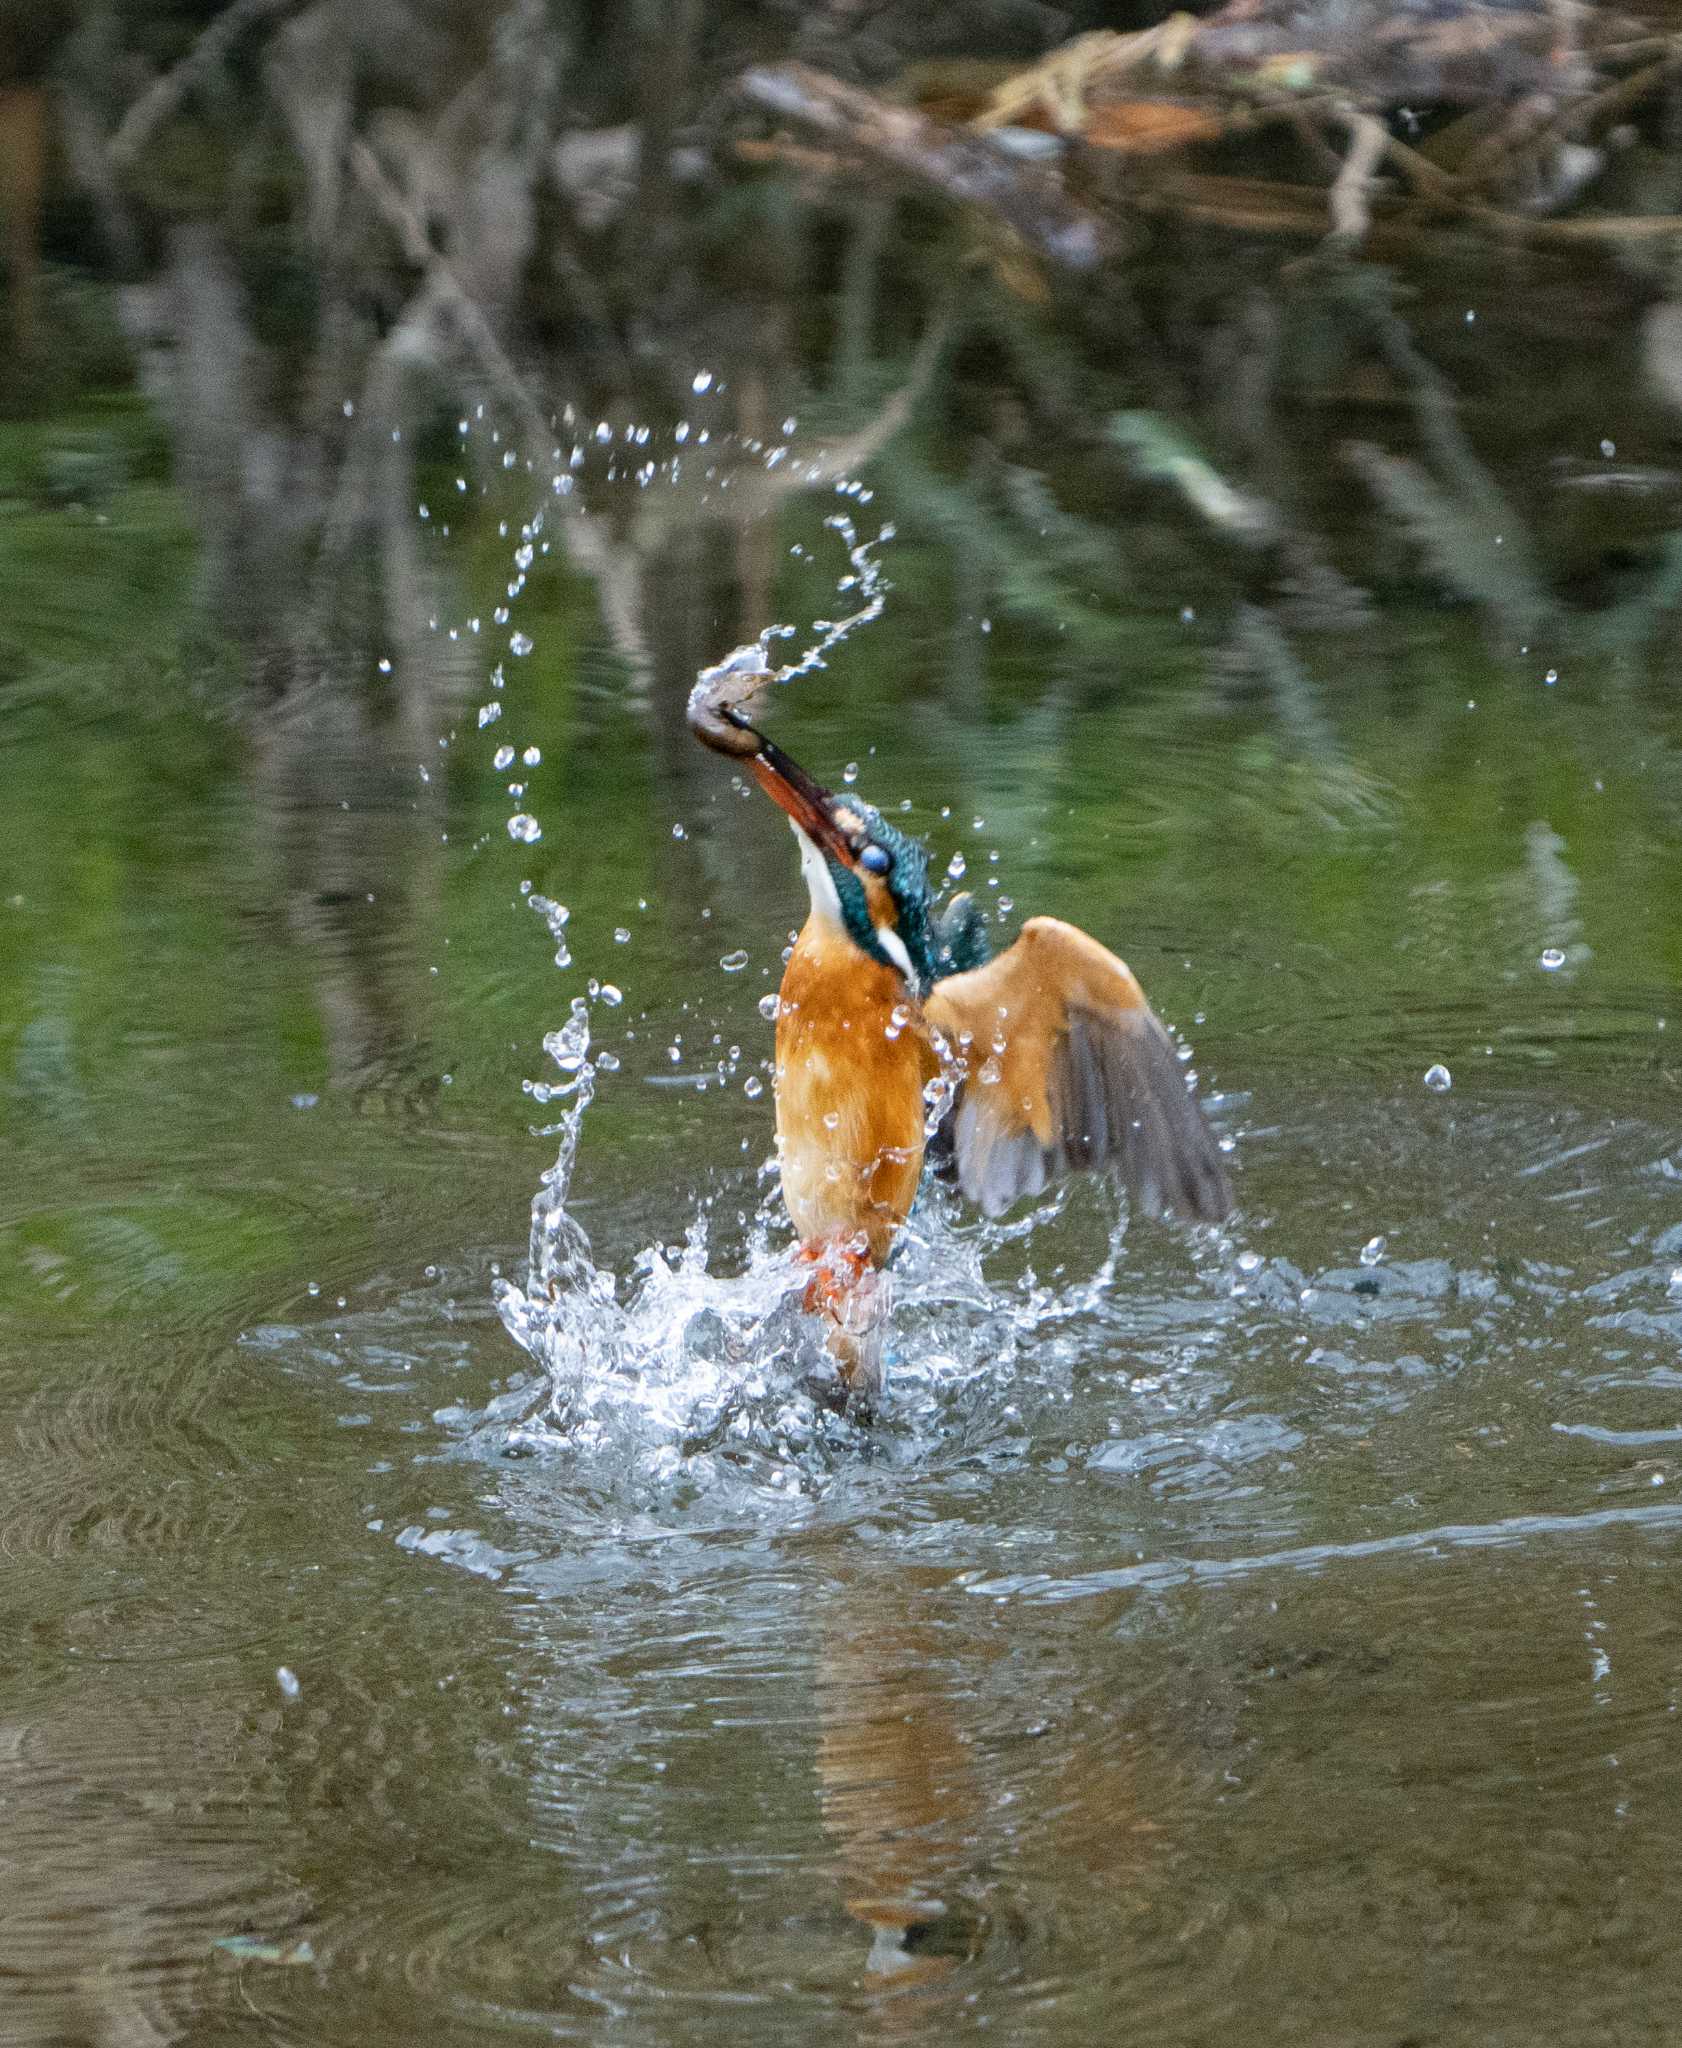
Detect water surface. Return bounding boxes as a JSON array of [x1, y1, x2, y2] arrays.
[[4, 378, 1682, 2047]]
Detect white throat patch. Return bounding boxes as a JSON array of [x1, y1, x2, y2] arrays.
[[794, 823, 844, 927], [794, 823, 918, 989]]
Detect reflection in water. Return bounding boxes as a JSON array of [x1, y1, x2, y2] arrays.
[[815, 1582, 988, 1992]]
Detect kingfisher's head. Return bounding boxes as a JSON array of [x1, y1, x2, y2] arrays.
[[748, 735, 937, 995]]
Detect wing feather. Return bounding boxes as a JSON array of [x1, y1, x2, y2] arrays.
[[923, 916, 1232, 1222]]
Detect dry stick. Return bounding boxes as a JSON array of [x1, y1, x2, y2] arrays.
[[738, 62, 1111, 272], [109, 0, 307, 171], [1452, 46, 1682, 195], [1327, 108, 1388, 244]]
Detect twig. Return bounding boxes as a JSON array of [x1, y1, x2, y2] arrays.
[[1452, 47, 1682, 195], [737, 62, 1111, 272], [1327, 108, 1387, 245], [109, 0, 306, 172]]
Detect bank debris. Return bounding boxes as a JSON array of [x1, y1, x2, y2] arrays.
[[738, 2, 1682, 273]]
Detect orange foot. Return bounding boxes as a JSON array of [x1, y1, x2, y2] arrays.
[[794, 1239, 886, 1408], [796, 1237, 873, 1319]]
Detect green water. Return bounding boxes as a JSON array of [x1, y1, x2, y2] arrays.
[[4, 377, 1682, 2047]]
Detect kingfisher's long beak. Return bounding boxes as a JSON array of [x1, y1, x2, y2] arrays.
[[748, 732, 860, 869]]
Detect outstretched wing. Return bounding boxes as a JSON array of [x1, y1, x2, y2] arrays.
[[923, 916, 1232, 1223]]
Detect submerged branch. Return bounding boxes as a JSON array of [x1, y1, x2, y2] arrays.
[[109, 0, 307, 172]]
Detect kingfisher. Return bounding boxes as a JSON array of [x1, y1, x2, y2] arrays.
[[689, 653, 1232, 1406]]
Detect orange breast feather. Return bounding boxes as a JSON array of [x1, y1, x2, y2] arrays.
[[773, 918, 929, 1263]]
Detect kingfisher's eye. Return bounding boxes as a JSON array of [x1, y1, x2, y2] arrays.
[[859, 843, 892, 875]]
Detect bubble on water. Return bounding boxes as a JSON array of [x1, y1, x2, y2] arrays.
[[1423, 1063, 1452, 1093], [493, 744, 515, 770], [523, 746, 542, 766], [509, 633, 534, 658], [720, 950, 750, 973], [507, 814, 542, 843], [945, 852, 967, 883], [478, 701, 502, 727], [743, 1075, 764, 1098], [1540, 947, 1566, 971], [1360, 1234, 1387, 1267], [692, 370, 714, 394]]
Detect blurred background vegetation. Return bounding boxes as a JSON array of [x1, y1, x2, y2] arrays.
[[9, 0, 1682, 734]]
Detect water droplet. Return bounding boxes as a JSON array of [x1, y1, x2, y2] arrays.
[[946, 852, 967, 882], [1669, 1267, 1682, 1297], [757, 992, 780, 1021], [720, 950, 750, 972], [595, 1050, 621, 1071], [1601, 438, 1616, 458], [598, 984, 623, 1007], [978, 1057, 1003, 1085], [1180, 605, 1196, 624], [1236, 1249, 1263, 1273], [672, 822, 686, 840], [1544, 668, 1558, 686], [744, 1075, 764, 1098], [692, 370, 714, 394], [1423, 1063, 1452, 1093], [493, 744, 515, 770], [514, 542, 534, 571], [509, 633, 534, 659], [1360, 1234, 1387, 1267], [614, 927, 631, 944], [822, 1111, 840, 1130], [377, 656, 392, 674], [277, 1667, 301, 1700], [842, 761, 859, 785], [522, 746, 542, 767], [1540, 947, 1566, 971], [507, 814, 542, 843], [478, 700, 502, 727]]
